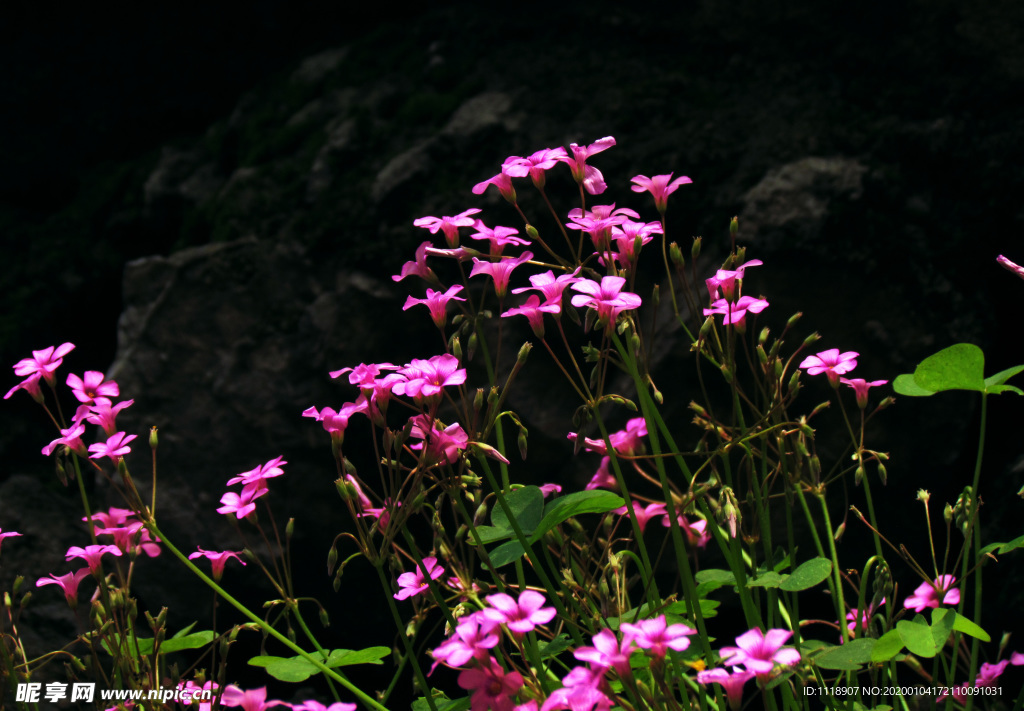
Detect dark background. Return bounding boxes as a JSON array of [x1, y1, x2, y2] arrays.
[[2, 0, 1024, 706]]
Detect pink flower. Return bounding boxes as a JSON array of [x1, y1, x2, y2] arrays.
[[541, 667, 610, 711], [511, 269, 581, 311], [414, 208, 481, 248], [573, 628, 636, 677], [226, 456, 287, 489], [696, 668, 755, 711], [393, 241, 437, 283], [938, 659, 1011, 704], [458, 658, 524, 711], [604, 220, 662, 274], [630, 173, 693, 212], [360, 498, 400, 529], [403, 284, 466, 329], [87, 431, 137, 462], [0, 528, 23, 552], [613, 500, 668, 534], [431, 614, 500, 670], [570, 276, 642, 328], [330, 362, 398, 387], [220, 686, 288, 711], [502, 295, 559, 338], [584, 457, 616, 490], [539, 483, 563, 498], [568, 417, 647, 456], [470, 251, 534, 299], [619, 615, 696, 659], [188, 547, 247, 582], [904, 575, 960, 612], [394, 354, 467, 401], [4, 372, 43, 402], [83, 397, 134, 436], [217, 487, 266, 519], [840, 378, 888, 409], [408, 415, 471, 465], [42, 424, 88, 457], [178, 681, 219, 711], [566, 204, 637, 251], [563, 137, 616, 195], [997, 254, 1024, 280], [482, 589, 556, 635], [95, 521, 161, 558], [799, 348, 858, 387], [302, 400, 368, 444], [705, 259, 763, 301], [66, 371, 119, 404], [719, 628, 801, 681], [470, 224, 530, 256], [845, 598, 885, 636], [84, 507, 134, 529], [661, 514, 711, 549], [36, 568, 92, 609], [65, 544, 122, 575], [394, 556, 445, 600], [703, 295, 769, 332], [473, 170, 517, 203], [292, 702, 357, 711], [12, 342, 75, 385], [502, 147, 568, 188]]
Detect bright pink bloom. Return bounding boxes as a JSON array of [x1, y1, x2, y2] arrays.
[[585, 457, 616, 491], [217, 487, 266, 519], [845, 598, 885, 636], [703, 295, 769, 332], [511, 269, 581, 311], [483, 590, 557, 634], [84, 507, 134, 529], [65, 544, 122, 575], [705, 260, 763, 301], [570, 276, 642, 327], [393, 241, 437, 283], [394, 354, 467, 401], [904, 575, 960, 612], [840, 378, 889, 409], [83, 397, 134, 436], [459, 659, 524, 711], [330, 362, 398, 387], [541, 667, 610, 711], [563, 137, 616, 195], [604, 220, 662, 274], [568, 417, 647, 456], [360, 497, 400, 530], [997, 254, 1024, 280], [938, 659, 1011, 704], [0, 528, 22, 552], [473, 170, 517, 203], [87, 431, 137, 462], [539, 483, 563, 497], [502, 295, 559, 338], [470, 251, 534, 299], [226, 456, 287, 489], [292, 702, 357, 711], [4, 372, 43, 402], [42, 424, 88, 457], [178, 681, 219, 711], [470, 224, 530, 256], [1012, 651, 1024, 665], [96, 521, 161, 558], [189, 547, 247, 581], [619, 615, 696, 658], [302, 400, 368, 443], [394, 556, 445, 600], [720, 628, 801, 681], [403, 285, 466, 329], [630, 173, 693, 212], [220, 686, 288, 711], [66, 371, 119, 404], [408, 415, 471, 465], [12, 342, 75, 385], [414, 208, 482, 248], [36, 568, 92, 609], [431, 614, 500, 670], [696, 668, 755, 711], [661, 514, 711, 549], [573, 628, 636, 677], [799, 348, 858, 387], [502, 147, 568, 188], [566, 206, 637, 251], [614, 500, 668, 534]]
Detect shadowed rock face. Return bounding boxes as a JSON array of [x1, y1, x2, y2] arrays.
[[3, 1, 1024, 703]]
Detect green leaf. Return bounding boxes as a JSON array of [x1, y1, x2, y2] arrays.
[[897, 616, 940, 658], [491, 486, 544, 534], [488, 540, 526, 568], [695, 569, 737, 587], [815, 638, 875, 670], [328, 647, 390, 666], [853, 704, 892, 711], [248, 647, 389, 683], [913, 343, 986, 393], [984, 364, 1024, 389], [469, 525, 512, 545], [532, 491, 624, 541], [538, 634, 573, 659], [930, 608, 955, 649], [747, 571, 786, 588], [951, 612, 991, 642], [979, 533, 1024, 556], [870, 629, 905, 662], [152, 631, 215, 654], [985, 384, 1024, 395], [412, 697, 471, 711], [892, 373, 935, 397], [780, 557, 833, 592]]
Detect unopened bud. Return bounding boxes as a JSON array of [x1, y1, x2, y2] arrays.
[[803, 332, 822, 348], [467, 332, 478, 361], [834, 522, 846, 541], [319, 608, 330, 628], [525, 224, 539, 240], [517, 341, 532, 364], [517, 429, 528, 460], [285, 518, 295, 541], [788, 370, 801, 393], [758, 327, 770, 346], [729, 216, 739, 237], [451, 336, 462, 361], [756, 345, 768, 366], [327, 546, 338, 575], [651, 284, 660, 306], [877, 463, 887, 485], [700, 316, 715, 338], [670, 242, 684, 268], [691, 237, 702, 260], [474, 388, 485, 412], [787, 312, 803, 329], [855, 466, 865, 486], [149, 426, 158, 450], [473, 502, 489, 527], [12, 576, 24, 598]]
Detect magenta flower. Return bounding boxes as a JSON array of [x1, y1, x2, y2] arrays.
[[659, 515, 710, 549], [431, 614, 500, 670], [96, 521, 161, 558], [566, 205, 637, 251], [394, 556, 445, 600], [840, 378, 888, 409], [585, 457, 616, 490], [302, 400, 368, 444], [483, 589, 556, 635], [394, 354, 467, 401], [570, 276, 642, 328], [705, 259, 763, 301], [569, 417, 647, 457], [4, 371, 43, 402], [614, 500, 668, 534], [66, 371, 119, 404], [563, 136, 616, 195], [541, 667, 610, 711], [605, 220, 662, 273], [42, 424, 88, 457], [503, 295, 559, 338], [619, 615, 696, 659], [330, 361, 398, 387], [189, 547, 247, 582], [938, 659, 1011, 704], [408, 415, 471, 465], [414, 208, 481, 248], [997, 254, 1024, 280], [36, 568, 92, 609], [226, 456, 287, 489], [573, 628, 636, 677], [12, 342, 75, 385], [539, 483, 562, 497], [719, 628, 801, 681], [511, 268, 581, 311], [403, 284, 466, 329], [472, 169, 517, 203], [845, 598, 885, 636], [360, 497, 400, 530], [292, 702, 357, 711], [65, 544, 122, 575], [83, 397, 135, 436], [703, 295, 769, 333], [630, 173, 693, 212], [0, 528, 23, 552], [502, 147, 568, 188], [87, 431, 137, 463], [217, 487, 266, 519], [799, 348, 858, 387], [470, 251, 534, 299], [220, 686, 289, 710], [904, 575, 960, 612], [84, 507, 134, 529], [393, 241, 438, 283], [696, 668, 755, 711], [458, 659, 524, 711], [470, 224, 530, 256]]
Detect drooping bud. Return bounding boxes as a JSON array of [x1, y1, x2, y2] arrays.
[[319, 608, 330, 628], [517, 428, 528, 461], [876, 463, 887, 485], [327, 545, 338, 575]]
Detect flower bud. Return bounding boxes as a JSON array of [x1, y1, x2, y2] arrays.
[[517, 429, 528, 460], [787, 312, 803, 329], [473, 502, 489, 527], [669, 242, 684, 268], [720, 363, 733, 384], [691, 236, 702, 261], [285, 518, 295, 541], [756, 344, 768, 367], [55, 457, 68, 486], [855, 466, 865, 486], [517, 341, 532, 364], [758, 327, 770, 346], [803, 332, 822, 348], [319, 608, 330, 628], [149, 426, 158, 450], [834, 522, 845, 541], [467, 332, 478, 361], [730, 216, 739, 238], [736, 246, 746, 264], [944, 503, 954, 524], [525, 224, 539, 240], [876, 463, 887, 485], [327, 546, 338, 575], [451, 336, 463, 362]]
